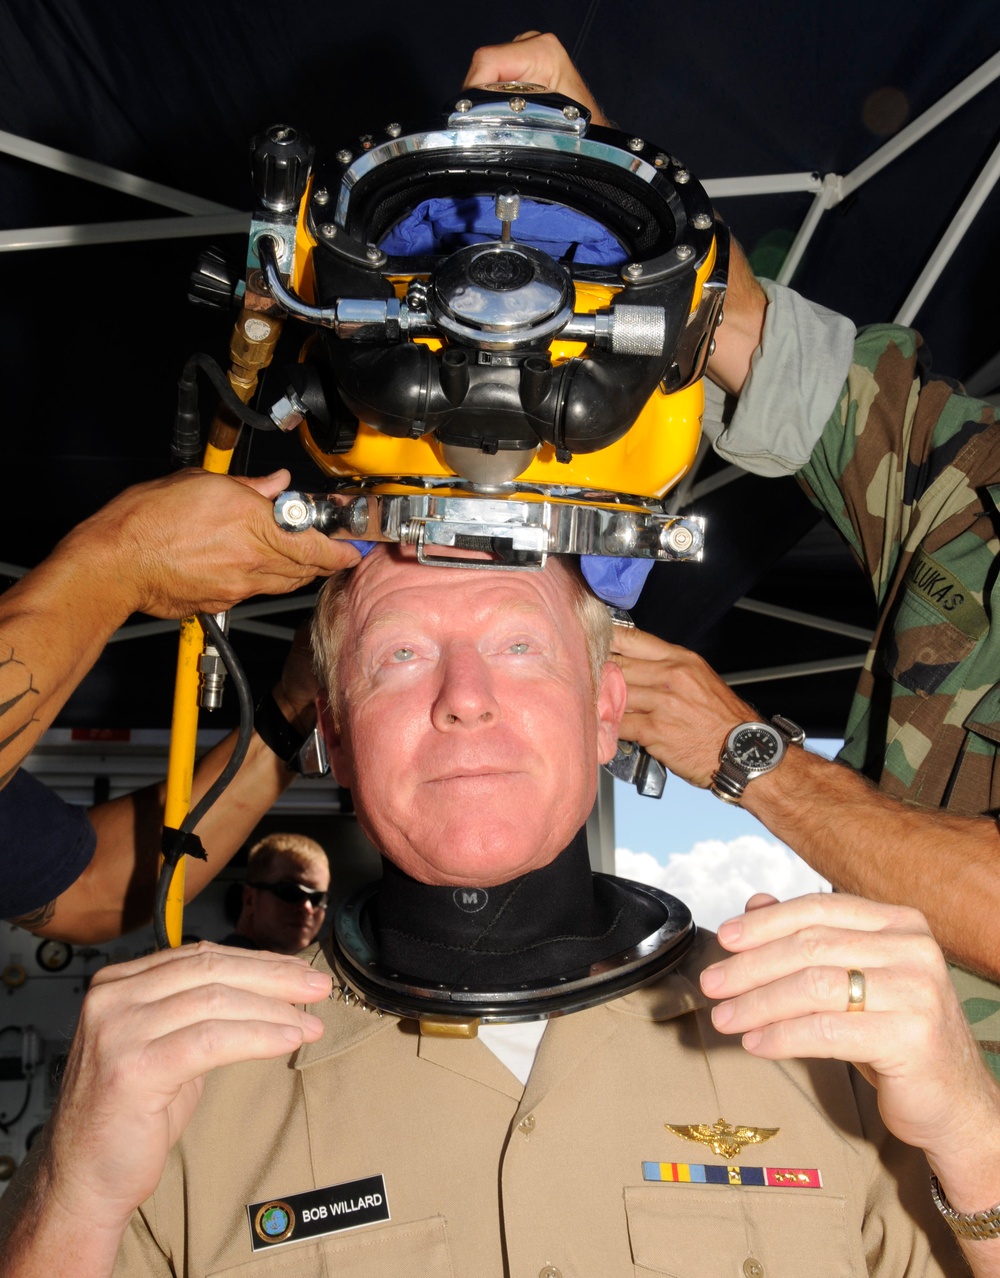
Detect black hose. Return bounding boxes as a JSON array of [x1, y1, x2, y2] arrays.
[[0, 1076, 31, 1134], [172, 352, 279, 469], [153, 613, 256, 950], [0, 1027, 30, 1134]]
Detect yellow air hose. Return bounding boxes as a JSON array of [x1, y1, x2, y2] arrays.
[[159, 309, 283, 947]]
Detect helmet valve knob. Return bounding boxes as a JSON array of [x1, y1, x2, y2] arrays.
[[495, 188, 520, 243]]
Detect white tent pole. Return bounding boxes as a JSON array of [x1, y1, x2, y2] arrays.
[[0, 129, 239, 215], [686, 463, 745, 504], [894, 133, 1000, 325], [733, 596, 874, 641], [106, 594, 320, 645], [840, 49, 1000, 200], [0, 213, 249, 251], [723, 653, 866, 686], [775, 173, 842, 284], [703, 172, 823, 199], [228, 620, 297, 641]]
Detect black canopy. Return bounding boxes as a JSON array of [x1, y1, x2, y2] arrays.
[[2, 0, 998, 735]]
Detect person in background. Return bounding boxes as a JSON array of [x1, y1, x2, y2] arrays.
[[220, 832, 329, 955]]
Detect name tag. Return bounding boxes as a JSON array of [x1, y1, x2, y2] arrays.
[[248, 1174, 390, 1251], [905, 550, 986, 638]]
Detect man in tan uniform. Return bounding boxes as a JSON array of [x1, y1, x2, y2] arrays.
[[2, 547, 999, 1277]]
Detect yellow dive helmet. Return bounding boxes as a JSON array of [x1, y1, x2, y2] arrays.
[[240, 84, 727, 568]]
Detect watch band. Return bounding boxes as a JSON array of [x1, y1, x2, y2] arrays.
[[709, 715, 804, 806], [771, 714, 806, 746], [930, 1172, 1000, 1240], [253, 689, 309, 771], [710, 757, 750, 805]]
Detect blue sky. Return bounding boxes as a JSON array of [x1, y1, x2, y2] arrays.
[[613, 740, 841, 929]]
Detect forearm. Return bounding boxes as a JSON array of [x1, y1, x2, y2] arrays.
[[959, 1240, 1000, 1277], [742, 747, 1000, 977], [705, 238, 767, 396], [180, 727, 301, 898], [933, 1152, 1000, 1276], [0, 1204, 123, 1278], [923, 1073, 1000, 1276], [0, 1152, 127, 1278], [45, 725, 299, 943], [0, 535, 139, 787]]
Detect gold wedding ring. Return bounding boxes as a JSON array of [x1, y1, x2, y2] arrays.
[[846, 968, 866, 1012]]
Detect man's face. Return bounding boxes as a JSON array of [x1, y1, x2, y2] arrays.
[[242, 856, 329, 955], [322, 548, 625, 887]]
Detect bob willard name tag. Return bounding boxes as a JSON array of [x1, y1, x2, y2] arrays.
[[248, 1174, 390, 1251]]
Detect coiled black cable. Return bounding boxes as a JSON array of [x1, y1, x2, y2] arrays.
[[153, 613, 256, 950], [172, 353, 279, 469], [0, 1027, 32, 1133]]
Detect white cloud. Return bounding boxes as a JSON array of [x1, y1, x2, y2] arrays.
[[615, 838, 830, 933]]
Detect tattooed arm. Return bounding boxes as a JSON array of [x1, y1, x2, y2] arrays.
[[1, 470, 358, 941], [0, 467, 357, 789]]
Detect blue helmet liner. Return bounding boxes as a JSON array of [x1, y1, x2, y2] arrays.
[[379, 195, 628, 267]]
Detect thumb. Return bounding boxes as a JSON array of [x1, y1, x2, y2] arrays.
[[745, 893, 780, 913], [235, 469, 292, 501]]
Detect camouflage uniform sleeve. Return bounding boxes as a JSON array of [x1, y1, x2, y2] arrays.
[[702, 279, 856, 475], [797, 323, 1000, 609]]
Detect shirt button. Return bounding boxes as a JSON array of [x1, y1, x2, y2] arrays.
[[518, 1114, 536, 1134], [743, 1260, 764, 1278], [539, 1267, 562, 1278]]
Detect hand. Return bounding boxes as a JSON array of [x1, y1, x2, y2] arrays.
[[44, 944, 331, 1230], [272, 620, 322, 736], [67, 468, 360, 618], [463, 31, 610, 126], [700, 893, 1000, 1169], [611, 626, 753, 787]]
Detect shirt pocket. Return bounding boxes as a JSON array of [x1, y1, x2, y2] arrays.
[[881, 587, 978, 698], [624, 1185, 853, 1277], [207, 1214, 454, 1278], [963, 684, 1000, 745]]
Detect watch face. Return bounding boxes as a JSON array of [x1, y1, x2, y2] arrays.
[[730, 725, 781, 768]]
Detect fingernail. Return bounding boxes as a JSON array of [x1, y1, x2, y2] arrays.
[[711, 999, 734, 1027], [717, 920, 741, 944], [700, 964, 724, 993], [305, 971, 332, 989], [742, 1030, 762, 1051], [280, 1025, 305, 1042]]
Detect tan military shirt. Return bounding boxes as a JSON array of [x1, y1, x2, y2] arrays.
[[114, 932, 959, 1277]]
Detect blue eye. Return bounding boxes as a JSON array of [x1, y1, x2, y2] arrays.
[[392, 647, 415, 662], [507, 642, 530, 654]]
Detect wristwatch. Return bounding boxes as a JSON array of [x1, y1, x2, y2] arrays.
[[930, 1172, 1000, 1240], [254, 689, 309, 770], [710, 715, 805, 805]]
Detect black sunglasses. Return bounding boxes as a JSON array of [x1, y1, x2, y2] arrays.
[[249, 880, 328, 909]]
